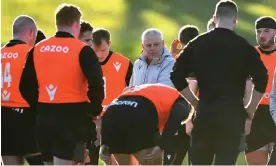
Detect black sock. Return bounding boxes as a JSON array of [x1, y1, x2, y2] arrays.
[[26, 155, 44, 165]]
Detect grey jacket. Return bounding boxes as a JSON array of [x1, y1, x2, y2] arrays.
[[270, 67, 276, 124], [129, 47, 175, 87]]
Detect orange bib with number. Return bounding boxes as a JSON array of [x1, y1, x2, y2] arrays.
[[1, 44, 31, 107]]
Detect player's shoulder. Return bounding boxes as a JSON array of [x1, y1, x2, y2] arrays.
[[112, 51, 130, 62], [133, 58, 142, 66], [2, 43, 30, 52]]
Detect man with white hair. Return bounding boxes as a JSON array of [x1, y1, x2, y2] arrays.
[[129, 28, 175, 87]]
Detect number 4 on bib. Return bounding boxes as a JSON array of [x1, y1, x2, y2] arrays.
[[1, 62, 12, 88]]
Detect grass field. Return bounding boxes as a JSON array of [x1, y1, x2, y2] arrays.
[[3, 0, 275, 165], [2, 0, 276, 61], [24, 153, 247, 165]]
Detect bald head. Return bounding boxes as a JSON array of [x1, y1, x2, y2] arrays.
[[12, 15, 37, 46], [13, 15, 36, 35]]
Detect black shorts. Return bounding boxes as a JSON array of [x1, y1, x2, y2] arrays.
[[246, 104, 276, 153], [36, 107, 92, 162], [1, 106, 39, 156], [101, 96, 159, 154]]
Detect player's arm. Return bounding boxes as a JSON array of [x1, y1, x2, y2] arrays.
[[79, 46, 105, 116], [125, 61, 133, 86], [245, 44, 268, 120], [170, 42, 199, 109], [19, 48, 39, 109], [243, 78, 254, 107], [158, 97, 191, 151], [187, 75, 198, 94]]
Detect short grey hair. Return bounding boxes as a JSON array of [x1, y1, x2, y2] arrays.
[[12, 15, 37, 36], [141, 28, 163, 43]]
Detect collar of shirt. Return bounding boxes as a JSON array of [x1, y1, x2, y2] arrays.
[[55, 31, 74, 38], [4, 39, 26, 47], [100, 51, 113, 65], [258, 46, 276, 55]]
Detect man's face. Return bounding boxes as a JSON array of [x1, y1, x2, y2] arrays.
[[92, 40, 110, 62], [256, 28, 276, 49], [142, 35, 164, 60], [79, 31, 93, 46]]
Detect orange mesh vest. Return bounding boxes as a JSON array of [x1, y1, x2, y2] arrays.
[[1, 44, 31, 107], [102, 52, 130, 106], [121, 84, 180, 133], [256, 47, 276, 105], [33, 37, 88, 103]]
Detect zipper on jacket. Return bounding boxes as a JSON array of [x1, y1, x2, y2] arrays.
[[143, 64, 149, 84]]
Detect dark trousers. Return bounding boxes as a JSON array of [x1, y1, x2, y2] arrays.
[[163, 124, 191, 165], [190, 99, 246, 165], [86, 121, 100, 165]]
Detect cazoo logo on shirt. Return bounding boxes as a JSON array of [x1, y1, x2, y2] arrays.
[[40, 45, 69, 53]]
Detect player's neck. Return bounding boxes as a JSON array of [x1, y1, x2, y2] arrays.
[[12, 35, 28, 44], [146, 58, 152, 64], [216, 21, 235, 30], [57, 27, 75, 37], [260, 44, 276, 52]]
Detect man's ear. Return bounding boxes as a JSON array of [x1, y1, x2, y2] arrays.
[[29, 29, 35, 38], [234, 16, 238, 24], [213, 15, 216, 24], [108, 40, 112, 47]]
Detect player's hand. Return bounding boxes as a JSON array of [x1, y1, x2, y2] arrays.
[[99, 145, 112, 165], [186, 120, 194, 136], [170, 39, 183, 58], [144, 146, 162, 164], [93, 118, 101, 147], [245, 119, 252, 135]]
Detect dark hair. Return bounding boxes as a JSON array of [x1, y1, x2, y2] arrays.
[[92, 28, 111, 46], [215, 0, 238, 19], [178, 25, 199, 44], [255, 16, 276, 30], [207, 18, 215, 30], [35, 29, 46, 44], [55, 3, 82, 26], [80, 20, 93, 36]]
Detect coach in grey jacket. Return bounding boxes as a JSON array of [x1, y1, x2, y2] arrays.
[[129, 28, 175, 87]]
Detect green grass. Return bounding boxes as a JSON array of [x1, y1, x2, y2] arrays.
[[2, 0, 276, 61], [4, 0, 275, 165]]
